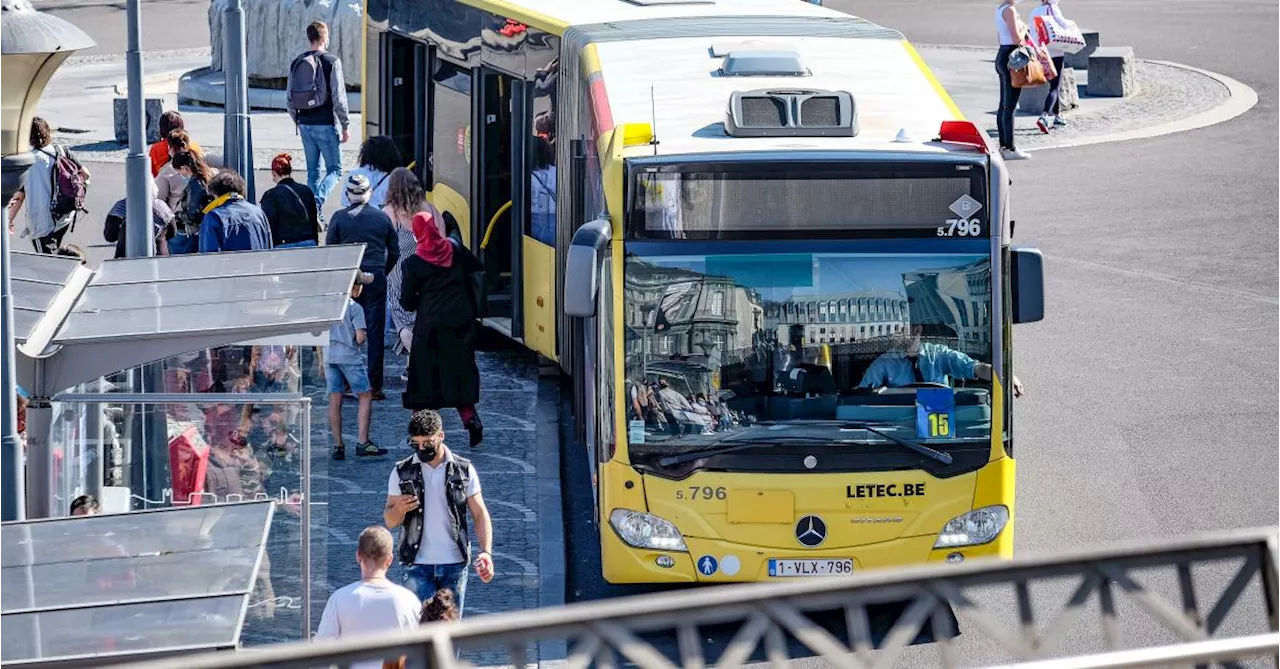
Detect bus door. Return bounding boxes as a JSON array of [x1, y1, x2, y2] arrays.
[[381, 33, 428, 181], [474, 68, 525, 339]]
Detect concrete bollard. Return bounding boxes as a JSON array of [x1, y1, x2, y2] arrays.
[[1064, 31, 1099, 70], [113, 97, 163, 144], [1087, 47, 1135, 97], [1017, 67, 1079, 115]]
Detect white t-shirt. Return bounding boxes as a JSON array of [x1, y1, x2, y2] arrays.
[[315, 579, 421, 669], [386, 448, 482, 565]]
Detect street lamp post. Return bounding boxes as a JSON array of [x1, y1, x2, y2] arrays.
[[0, 0, 95, 522], [222, 0, 254, 199]]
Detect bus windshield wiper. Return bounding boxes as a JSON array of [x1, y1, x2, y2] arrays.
[[839, 422, 953, 465], [656, 436, 836, 468]]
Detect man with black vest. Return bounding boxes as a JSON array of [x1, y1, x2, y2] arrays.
[[384, 409, 494, 615]]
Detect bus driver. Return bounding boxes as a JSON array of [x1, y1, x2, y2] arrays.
[[858, 324, 1024, 398]]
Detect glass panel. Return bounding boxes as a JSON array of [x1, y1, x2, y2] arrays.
[[432, 59, 472, 201], [624, 247, 994, 457], [0, 503, 272, 568], [56, 295, 342, 342], [45, 399, 315, 646], [14, 308, 42, 341], [13, 279, 61, 312], [1, 595, 243, 663], [528, 57, 558, 245], [92, 246, 363, 285], [11, 252, 80, 285], [1, 546, 262, 611], [75, 271, 354, 313]]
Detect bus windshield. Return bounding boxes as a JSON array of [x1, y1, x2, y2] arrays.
[[623, 248, 994, 453]]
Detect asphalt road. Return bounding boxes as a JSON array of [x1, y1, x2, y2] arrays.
[[39, 0, 210, 56]]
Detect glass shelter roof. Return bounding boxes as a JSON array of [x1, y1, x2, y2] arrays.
[[0, 501, 274, 666], [9, 245, 364, 392]]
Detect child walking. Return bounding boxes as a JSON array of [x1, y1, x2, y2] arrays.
[[328, 273, 389, 460]]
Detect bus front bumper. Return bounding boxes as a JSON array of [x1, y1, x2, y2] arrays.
[[601, 522, 1013, 584]]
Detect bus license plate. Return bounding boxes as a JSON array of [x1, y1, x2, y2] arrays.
[[768, 558, 853, 577]]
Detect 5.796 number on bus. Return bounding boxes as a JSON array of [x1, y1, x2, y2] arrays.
[[937, 218, 982, 237]]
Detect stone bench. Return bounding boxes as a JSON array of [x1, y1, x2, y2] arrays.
[[112, 97, 163, 144], [1063, 30, 1100, 70], [1087, 46, 1135, 97], [1018, 66, 1079, 115]]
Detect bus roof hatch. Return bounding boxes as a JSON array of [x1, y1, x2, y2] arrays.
[[724, 88, 858, 138]]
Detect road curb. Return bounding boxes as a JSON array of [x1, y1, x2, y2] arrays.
[[1025, 59, 1259, 152], [914, 43, 1258, 152], [534, 376, 567, 666]]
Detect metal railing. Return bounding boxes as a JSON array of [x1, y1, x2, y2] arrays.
[[111, 527, 1279, 669]]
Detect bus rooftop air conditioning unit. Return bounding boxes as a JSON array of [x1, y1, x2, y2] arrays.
[[724, 88, 857, 138]]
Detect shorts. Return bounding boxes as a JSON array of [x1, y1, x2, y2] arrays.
[[325, 362, 371, 395]]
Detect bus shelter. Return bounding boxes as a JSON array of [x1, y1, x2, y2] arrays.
[[9, 245, 364, 519], [0, 500, 275, 668]]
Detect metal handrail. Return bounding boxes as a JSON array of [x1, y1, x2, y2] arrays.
[[106, 526, 1279, 669]]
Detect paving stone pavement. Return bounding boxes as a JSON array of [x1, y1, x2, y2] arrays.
[[236, 340, 558, 666]]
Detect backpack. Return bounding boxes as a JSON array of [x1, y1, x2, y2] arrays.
[[48, 146, 87, 227], [288, 51, 331, 112]]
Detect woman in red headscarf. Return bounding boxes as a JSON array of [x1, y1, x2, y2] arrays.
[[399, 207, 486, 446]]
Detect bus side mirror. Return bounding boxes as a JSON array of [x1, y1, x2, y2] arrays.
[[1011, 246, 1044, 324], [564, 218, 612, 318]]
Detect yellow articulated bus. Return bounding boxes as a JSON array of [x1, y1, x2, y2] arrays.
[[363, 0, 1045, 584]]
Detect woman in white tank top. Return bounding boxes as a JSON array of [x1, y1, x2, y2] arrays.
[[994, 0, 1031, 160]]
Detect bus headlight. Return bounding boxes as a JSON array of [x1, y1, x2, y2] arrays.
[[934, 506, 1009, 548], [609, 509, 688, 552]]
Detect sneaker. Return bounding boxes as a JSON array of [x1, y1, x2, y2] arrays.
[[356, 441, 388, 456], [1001, 148, 1032, 161], [1035, 115, 1050, 134], [464, 415, 484, 448], [332, 446, 346, 461], [370, 389, 388, 401], [1054, 116, 1068, 127]]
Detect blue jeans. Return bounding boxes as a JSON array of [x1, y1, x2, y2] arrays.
[[402, 562, 469, 617], [299, 123, 342, 209], [169, 232, 199, 255], [277, 239, 317, 249]]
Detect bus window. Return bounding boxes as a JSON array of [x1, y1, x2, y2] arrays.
[[431, 60, 472, 202], [528, 57, 557, 246]]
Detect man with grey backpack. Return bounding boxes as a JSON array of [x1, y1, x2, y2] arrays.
[[287, 21, 350, 214]]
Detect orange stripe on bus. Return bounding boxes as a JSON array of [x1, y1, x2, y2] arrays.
[[588, 74, 614, 134]]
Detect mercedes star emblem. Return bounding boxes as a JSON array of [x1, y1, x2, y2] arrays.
[[803, 455, 817, 469], [795, 515, 827, 547]]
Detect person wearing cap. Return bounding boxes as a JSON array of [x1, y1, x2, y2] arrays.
[[326, 173, 400, 401], [326, 272, 388, 460]]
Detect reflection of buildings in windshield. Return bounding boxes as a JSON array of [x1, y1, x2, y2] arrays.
[[764, 291, 909, 346], [903, 258, 991, 355], [623, 254, 995, 442], [624, 265, 763, 389]]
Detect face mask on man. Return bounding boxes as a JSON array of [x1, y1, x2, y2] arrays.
[[414, 440, 439, 461]]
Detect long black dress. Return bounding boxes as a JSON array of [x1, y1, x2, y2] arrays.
[[399, 246, 482, 410]]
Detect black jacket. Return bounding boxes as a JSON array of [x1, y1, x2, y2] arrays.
[[325, 203, 399, 274], [260, 178, 319, 246], [400, 247, 483, 410]]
